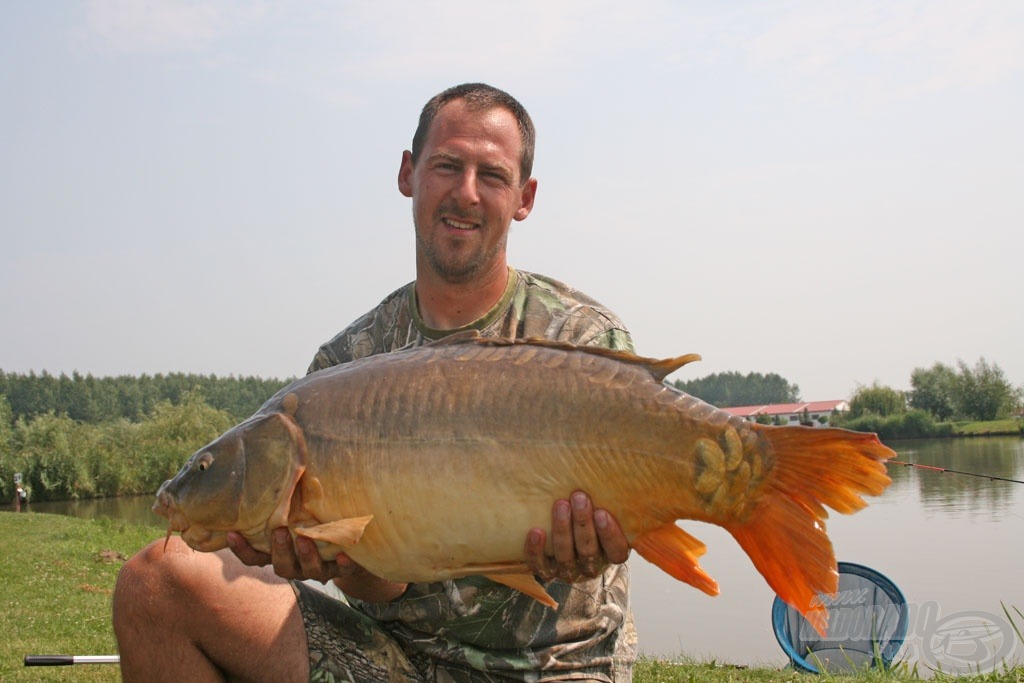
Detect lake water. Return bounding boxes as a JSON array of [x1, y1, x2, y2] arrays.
[[29, 436, 1024, 673]]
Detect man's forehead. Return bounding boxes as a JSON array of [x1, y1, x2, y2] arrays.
[[425, 101, 522, 155]]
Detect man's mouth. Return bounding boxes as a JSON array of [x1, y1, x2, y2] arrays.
[[443, 217, 479, 231]]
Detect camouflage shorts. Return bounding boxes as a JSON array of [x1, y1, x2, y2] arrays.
[[292, 582, 617, 683]]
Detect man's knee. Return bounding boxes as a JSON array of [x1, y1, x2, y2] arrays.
[[114, 536, 215, 625]]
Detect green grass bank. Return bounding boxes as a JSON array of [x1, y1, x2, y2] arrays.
[[1, 512, 1021, 682]]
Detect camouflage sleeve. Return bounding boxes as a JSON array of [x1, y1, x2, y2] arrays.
[[517, 272, 635, 353], [307, 285, 416, 374]]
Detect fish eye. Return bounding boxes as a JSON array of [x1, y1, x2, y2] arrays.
[[196, 452, 214, 472]]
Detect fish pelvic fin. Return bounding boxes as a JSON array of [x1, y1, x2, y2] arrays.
[[294, 515, 374, 550], [440, 562, 557, 608], [483, 572, 559, 608], [633, 523, 719, 596], [729, 426, 895, 637]]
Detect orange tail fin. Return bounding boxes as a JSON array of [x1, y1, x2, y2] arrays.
[[728, 427, 893, 636]]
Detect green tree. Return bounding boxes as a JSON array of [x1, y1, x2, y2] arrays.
[[673, 371, 800, 407], [955, 358, 1020, 421], [848, 383, 906, 418], [908, 362, 958, 421], [0, 395, 18, 502]]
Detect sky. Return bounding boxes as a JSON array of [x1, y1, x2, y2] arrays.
[[2, 1, 1022, 402]]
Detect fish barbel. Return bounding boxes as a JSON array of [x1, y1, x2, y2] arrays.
[[154, 334, 893, 634]]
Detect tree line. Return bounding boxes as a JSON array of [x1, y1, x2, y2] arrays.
[[671, 370, 800, 407], [1, 371, 291, 504], [0, 370, 291, 425]]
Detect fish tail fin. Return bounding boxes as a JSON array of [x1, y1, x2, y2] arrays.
[[728, 427, 894, 636]]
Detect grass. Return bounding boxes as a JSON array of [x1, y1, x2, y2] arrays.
[[950, 419, 1024, 436], [2, 511, 1022, 682], [0, 511, 160, 682]]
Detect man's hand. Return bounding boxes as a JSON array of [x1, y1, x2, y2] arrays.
[[227, 528, 339, 582], [524, 491, 630, 582], [227, 529, 407, 602]]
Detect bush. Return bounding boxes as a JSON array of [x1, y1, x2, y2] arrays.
[[832, 409, 952, 440], [0, 391, 234, 502]]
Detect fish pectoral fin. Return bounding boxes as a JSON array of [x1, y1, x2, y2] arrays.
[[633, 523, 719, 596], [294, 515, 374, 548], [482, 571, 559, 609]]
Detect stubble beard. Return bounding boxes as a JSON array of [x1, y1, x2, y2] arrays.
[[415, 212, 507, 285]]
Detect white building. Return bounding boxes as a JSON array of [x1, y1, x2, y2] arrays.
[[722, 400, 850, 427]]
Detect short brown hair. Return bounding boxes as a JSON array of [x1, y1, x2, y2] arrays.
[[410, 83, 536, 184]]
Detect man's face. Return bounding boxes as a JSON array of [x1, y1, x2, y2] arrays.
[[399, 100, 537, 284]]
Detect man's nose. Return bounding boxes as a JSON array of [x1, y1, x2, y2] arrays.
[[452, 169, 480, 205]]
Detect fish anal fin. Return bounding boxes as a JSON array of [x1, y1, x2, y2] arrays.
[[294, 515, 374, 549], [634, 523, 719, 596], [483, 572, 558, 608]]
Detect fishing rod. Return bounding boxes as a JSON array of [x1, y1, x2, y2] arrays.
[[888, 460, 1024, 485], [24, 655, 120, 666]]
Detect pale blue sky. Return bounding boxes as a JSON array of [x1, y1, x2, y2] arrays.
[[3, 1, 1022, 401]]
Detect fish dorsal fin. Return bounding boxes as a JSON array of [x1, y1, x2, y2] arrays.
[[644, 353, 703, 382], [441, 334, 701, 382]]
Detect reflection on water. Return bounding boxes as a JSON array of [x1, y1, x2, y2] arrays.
[[28, 493, 165, 530], [888, 437, 1023, 519], [24, 436, 1024, 671]]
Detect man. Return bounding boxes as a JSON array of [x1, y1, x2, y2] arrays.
[[114, 83, 637, 682]]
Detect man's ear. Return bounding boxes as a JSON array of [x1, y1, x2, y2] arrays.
[[514, 177, 538, 222], [398, 150, 414, 198]]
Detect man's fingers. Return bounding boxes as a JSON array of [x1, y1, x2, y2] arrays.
[[524, 528, 556, 580], [550, 499, 575, 569], [525, 493, 631, 584], [269, 527, 304, 579], [571, 492, 609, 579], [226, 532, 271, 567], [594, 508, 631, 565], [570, 491, 600, 559]]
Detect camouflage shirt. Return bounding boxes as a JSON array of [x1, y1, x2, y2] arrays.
[[308, 268, 637, 682]]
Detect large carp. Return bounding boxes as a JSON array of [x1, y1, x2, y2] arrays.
[[154, 334, 893, 633]]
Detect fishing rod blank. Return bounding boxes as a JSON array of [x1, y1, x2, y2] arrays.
[[889, 460, 1024, 485], [24, 655, 120, 666]]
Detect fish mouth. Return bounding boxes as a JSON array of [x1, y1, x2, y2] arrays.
[[153, 487, 189, 533], [153, 490, 188, 552], [152, 486, 226, 552]]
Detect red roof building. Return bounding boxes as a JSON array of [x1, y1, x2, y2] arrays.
[[722, 400, 849, 426]]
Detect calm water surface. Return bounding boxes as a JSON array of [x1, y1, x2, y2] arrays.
[[628, 436, 1024, 671], [30, 436, 1024, 671]]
